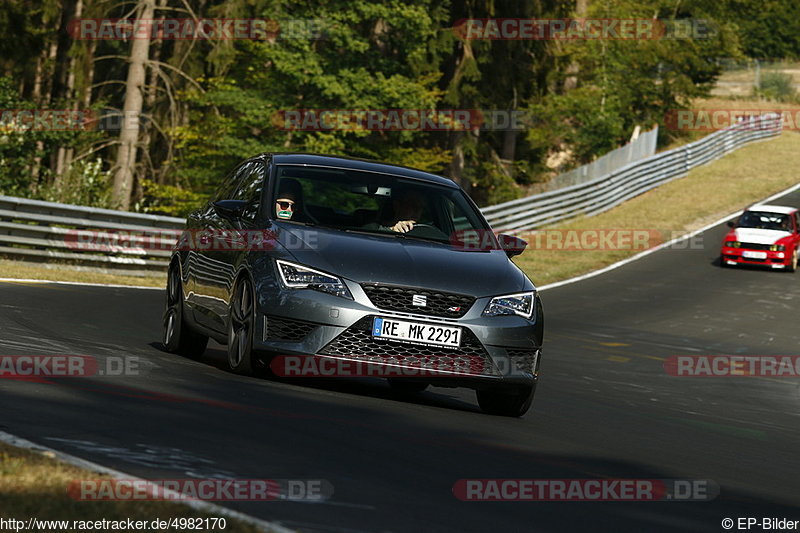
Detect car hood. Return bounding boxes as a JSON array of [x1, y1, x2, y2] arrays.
[[271, 223, 529, 297], [733, 228, 792, 245]]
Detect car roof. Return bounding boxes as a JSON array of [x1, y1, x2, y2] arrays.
[[746, 204, 797, 215], [263, 153, 458, 188]]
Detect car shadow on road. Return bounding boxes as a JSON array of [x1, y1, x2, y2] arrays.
[[150, 340, 486, 414]]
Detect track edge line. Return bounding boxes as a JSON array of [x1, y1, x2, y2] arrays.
[[0, 430, 296, 533]]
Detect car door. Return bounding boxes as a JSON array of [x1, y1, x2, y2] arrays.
[[204, 160, 267, 332], [189, 160, 253, 332]]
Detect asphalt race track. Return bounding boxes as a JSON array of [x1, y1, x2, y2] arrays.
[[2, 189, 800, 532]]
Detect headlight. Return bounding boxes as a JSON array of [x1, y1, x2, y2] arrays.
[[725, 241, 740, 248], [482, 291, 536, 319], [770, 244, 785, 251], [276, 260, 353, 299]]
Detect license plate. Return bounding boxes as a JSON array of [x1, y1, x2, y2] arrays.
[[742, 250, 767, 259], [372, 317, 461, 348]]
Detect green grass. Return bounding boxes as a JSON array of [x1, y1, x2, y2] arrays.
[[0, 442, 265, 532], [0, 259, 165, 287]]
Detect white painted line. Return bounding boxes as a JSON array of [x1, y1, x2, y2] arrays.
[[0, 278, 161, 290], [0, 431, 296, 533], [537, 181, 800, 292]]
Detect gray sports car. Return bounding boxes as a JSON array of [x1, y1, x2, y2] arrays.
[[163, 154, 543, 416]]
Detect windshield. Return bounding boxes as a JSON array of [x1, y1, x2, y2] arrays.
[[737, 211, 792, 232], [270, 164, 494, 246]]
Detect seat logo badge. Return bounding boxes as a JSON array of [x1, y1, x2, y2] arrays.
[[412, 295, 427, 307]]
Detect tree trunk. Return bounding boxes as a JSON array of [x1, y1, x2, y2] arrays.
[[112, 0, 155, 210], [52, 0, 79, 103], [563, 0, 589, 92], [136, 0, 166, 191], [54, 0, 85, 190]]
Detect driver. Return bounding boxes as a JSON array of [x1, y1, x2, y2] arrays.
[[387, 188, 425, 233]]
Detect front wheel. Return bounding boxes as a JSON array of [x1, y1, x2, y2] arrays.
[[476, 385, 535, 417], [227, 277, 255, 375], [787, 250, 798, 273], [163, 265, 208, 357]]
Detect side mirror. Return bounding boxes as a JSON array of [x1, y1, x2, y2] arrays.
[[213, 199, 247, 219], [726, 220, 735, 228], [496, 233, 528, 258]]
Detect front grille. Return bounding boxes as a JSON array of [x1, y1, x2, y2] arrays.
[[265, 316, 318, 342], [738, 243, 773, 251], [320, 316, 499, 376], [361, 284, 475, 318], [506, 349, 539, 375]]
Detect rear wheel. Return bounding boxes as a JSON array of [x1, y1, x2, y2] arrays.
[[227, 277, 255, 375], [476, 385, 535, 417], [163, 265, 208, 357]]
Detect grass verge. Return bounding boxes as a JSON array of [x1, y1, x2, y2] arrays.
[[0, 441, 264, 532], [513, 131, 800, 286], [0, 259, 165, 287]]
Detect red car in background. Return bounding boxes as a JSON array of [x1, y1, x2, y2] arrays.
[[720, 204, 800, 272]]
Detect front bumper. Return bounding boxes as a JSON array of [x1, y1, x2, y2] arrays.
[[253, 280, 543, 389], [721, 246, 790, 269]]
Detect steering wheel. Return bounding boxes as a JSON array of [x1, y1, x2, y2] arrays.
[[407, 223, 447, 239]]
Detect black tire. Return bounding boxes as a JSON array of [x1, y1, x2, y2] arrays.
[[787, 250, 798, 273], [476, 385, 535, 417], [163, 265, 209, 357], [387, 379, 428, 393], [227, 277, 255, 375]]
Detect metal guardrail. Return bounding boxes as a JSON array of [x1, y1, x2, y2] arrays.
[[481, 114, 783, 232], [538, 125, 659, 193], [0, 195, 184, 276], [0, 114, 782, 275]]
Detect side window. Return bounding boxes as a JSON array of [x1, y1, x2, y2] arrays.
[[795, 212, 800, 232], [232, 162, 265, 222], [213, 161, 247, 202], [445, 196, 476, 231]]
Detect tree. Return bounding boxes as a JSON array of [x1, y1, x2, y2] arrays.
[[111, 0, 155, 209]]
